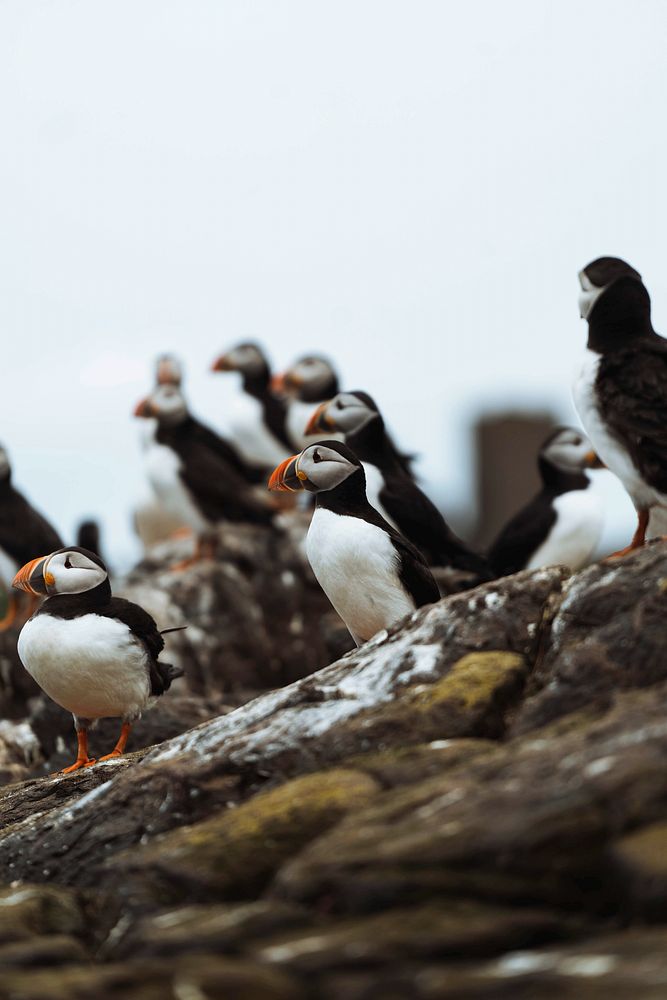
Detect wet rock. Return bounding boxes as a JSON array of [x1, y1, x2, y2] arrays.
[[0, 934, 88, 968], [513, 542, 667, 734], [0, 884, 84, 944]]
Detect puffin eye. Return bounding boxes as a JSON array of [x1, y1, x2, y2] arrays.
[[65, 555, 73, 569], [313, 450, 322, 463]]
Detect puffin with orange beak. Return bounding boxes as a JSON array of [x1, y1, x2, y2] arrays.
[[211, 342, 291, 469], [134, 383, 274, 565], [269, 441, 439, 646], [13, 546, 184, 774], [306, 392, 492, 581], [270, 354, 345, 452], [488, 427, 605, 576], [0, 444, 63, 631]]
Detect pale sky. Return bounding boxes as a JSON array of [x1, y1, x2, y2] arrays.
[[1, 0, 663, 566]]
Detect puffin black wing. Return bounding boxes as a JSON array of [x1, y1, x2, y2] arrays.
[[105, 598, 183, 696], [390, 531, 441, 607], [379, 473, 492, 577], [189, 419, 264, 483], [488, 493, 557, 576], [0, 486, 63, 567], [179, 439, 274, 525], [596, 342, 667, 495]]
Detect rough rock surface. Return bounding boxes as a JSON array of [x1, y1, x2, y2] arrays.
[[1, 523, 667, 998]]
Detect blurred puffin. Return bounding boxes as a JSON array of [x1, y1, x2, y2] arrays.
[[211, 342, 291, 469], [573, 256, 667, 555], [13, 547, 183, 774], [488, 427, 604, 576], [0, 445, 63, 630], [135, 383, 274, 561], [269, 441, 439, 645], [306, 392, 492, 579], [272, 355, 344, 451]]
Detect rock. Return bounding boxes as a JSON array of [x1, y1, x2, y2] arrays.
[[0, 720, 42, 784], [3, 542, 667, 997], [513, 542, 667, 734], [107, 769, 379, 909]]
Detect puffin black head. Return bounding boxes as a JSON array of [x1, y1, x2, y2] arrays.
[[211, 342, 269, 378], [272, 355, 339, 403], [134, 384, 188, 426], [268, 441, 362, 494], [156, 353, 183, 387], [579, 257, 653, 349], [539, 427, 602, 477], [305, 391, 380, 436], [13, 547, 108, 597]]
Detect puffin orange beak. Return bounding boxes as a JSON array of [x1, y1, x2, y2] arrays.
[[270, 373, 287, 394], [584, 449, 605, 469], [268, 455, 305, 492], [13, 555, 52, 596], [305, 401, 334, 436], [212, 354, 233, 372], [134, 397, 152, 418]]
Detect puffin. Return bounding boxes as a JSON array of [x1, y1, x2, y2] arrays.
[[488, 427, 604, 576], [13, 546, 183, 774], [0, 444, 63, 630], [271, 355, 345, 451], [134, 383, 274, 561], [211, 342, 291, 469], [573, 256, 667, 555], [306, 392, 492, 579], [268, 441, 439, 645]]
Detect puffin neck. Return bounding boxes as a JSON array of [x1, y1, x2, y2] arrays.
[[241, 366, 271, 400], [315, 466, 370, 514], [347, 415, 399, 470], [587, 279, 655, 353], [42, 578, 112, 618], [538, 457, 589, 494]]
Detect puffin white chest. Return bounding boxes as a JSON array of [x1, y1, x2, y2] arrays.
[[17, 614, 151, 722], [361, 462, 398, 529], [228, 393, 287, 468], [526, 489, 602, 572], [144, 441, 209, 533], [574, 350, 662, 510], [306, 508, 414, 644]]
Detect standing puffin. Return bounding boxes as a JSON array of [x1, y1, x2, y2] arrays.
[[573, 256, 667, 555], [211, 342, 291, 469], [13, 547, 183, 774], [269, 441, 439, 645], [488, 427, 604, 576], [135, 383, 274, 561], [0, 445, 63, 630], [271, 355, 345, 451], [306, 392, 492, 579]]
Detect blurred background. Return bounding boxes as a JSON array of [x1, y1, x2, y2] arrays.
[[1, 0, 662, 568]]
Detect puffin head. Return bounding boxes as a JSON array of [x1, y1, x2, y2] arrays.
[[539, 427, 603, 475], [268, 440, 363, 494], [578, 256, 653, 345], [271, 355, 339, 402], [156, 353, 183, 387], [306, 391, 380, 436], [212, 342, 269, 378], [13, 547, 108, 597], [134, 384, 188, 425]]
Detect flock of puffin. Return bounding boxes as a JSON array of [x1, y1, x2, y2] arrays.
[[6, 254, 667, 773]]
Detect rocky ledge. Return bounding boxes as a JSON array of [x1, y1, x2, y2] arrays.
[[1, 528, 667, 998]]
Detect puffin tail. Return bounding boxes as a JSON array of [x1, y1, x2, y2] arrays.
[[157, 661, 185, 692]]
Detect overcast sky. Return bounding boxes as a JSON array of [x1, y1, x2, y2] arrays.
[[1, 0, 664, 565]]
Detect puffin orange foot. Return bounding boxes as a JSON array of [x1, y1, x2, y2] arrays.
[[97, 749, 124, 762], [53, 757, 96, 777], [607, 544, 641, 559], [169, 555, 201, 572]]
